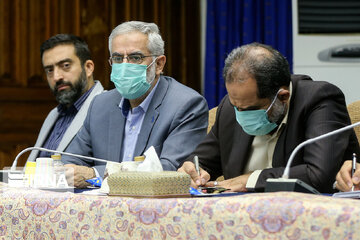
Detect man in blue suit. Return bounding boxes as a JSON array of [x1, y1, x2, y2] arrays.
[[62, 21, 208, 188]]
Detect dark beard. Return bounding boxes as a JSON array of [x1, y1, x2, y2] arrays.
[[268, 98, 286, 125], [53, 69, 88, 106]]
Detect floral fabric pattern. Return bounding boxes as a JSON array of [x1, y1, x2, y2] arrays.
[[0, 182, 359, 239]]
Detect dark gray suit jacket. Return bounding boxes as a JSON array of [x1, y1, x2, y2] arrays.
[[62, 76, 208, 176], [185, 75, 360, 193]]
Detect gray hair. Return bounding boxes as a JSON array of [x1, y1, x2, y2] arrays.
[[108, 21, 164, 56]]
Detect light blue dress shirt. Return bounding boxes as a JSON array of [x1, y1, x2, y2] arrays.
[[119, 80, 160, 162]]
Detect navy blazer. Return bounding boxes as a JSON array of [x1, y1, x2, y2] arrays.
[[185, 75, 360, 193], [62, 75, 208, 176]]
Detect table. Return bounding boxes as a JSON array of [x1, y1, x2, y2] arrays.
[[0, 182, 359, 239]]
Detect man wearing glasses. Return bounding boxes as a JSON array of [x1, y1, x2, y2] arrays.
[[62, 21, 208, 188]]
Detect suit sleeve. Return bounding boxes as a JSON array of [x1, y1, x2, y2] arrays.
[[256, 83, 360, 193], [62, 99, 96, 167], [159, 93, 209, 170], [181, 97, 226, 180]]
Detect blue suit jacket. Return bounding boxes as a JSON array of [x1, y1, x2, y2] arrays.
[[62, 76, 208, 176]]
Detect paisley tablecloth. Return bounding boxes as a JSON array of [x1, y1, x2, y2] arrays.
[[0, 182, 359, 239]]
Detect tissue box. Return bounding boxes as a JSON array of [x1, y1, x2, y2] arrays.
[[108, 171, 191, 197]]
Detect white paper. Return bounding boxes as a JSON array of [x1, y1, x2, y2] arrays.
[[136, 146, 163, 172], [99, 146, 163, 194], [99, 161, 122, 194], [332, 190, 360, 199]]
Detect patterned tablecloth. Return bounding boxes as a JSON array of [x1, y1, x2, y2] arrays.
[[0, 182, 359, 239]]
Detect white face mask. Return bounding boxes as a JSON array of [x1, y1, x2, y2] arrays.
[[234, 89, 282, 136]]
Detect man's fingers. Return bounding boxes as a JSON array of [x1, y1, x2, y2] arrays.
[[183, 162, 202, 185], [63, 164, 93, 188], [64, 164, 75, 186], [205, 180, 220, 187], [352, 165, 360, 184], [336, 174, 350, 192], [336, 160, 353, 191], [178, 161, 209, 186], [187, 164, 210, 186], [65, 165, 74, 176], [340, 161, 352, 181]]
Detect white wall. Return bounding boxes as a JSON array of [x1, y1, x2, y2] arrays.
[[292, 0, 360, 105]]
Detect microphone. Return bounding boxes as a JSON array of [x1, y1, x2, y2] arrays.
[[265, 121, 360, 194], [0, 147, 113, 183], [11, 146, 111, 171]]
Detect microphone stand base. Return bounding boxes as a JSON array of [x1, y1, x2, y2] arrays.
[[265, 178, 320, 194]]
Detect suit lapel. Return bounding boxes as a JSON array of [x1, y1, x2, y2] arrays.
[[37, 109, 59, 146], [108, 95, 126, 162], [273, 126, 289, 167], [27, 108, 59, 162], [134, 77, 168, 156], [227, 122, 254, 176]]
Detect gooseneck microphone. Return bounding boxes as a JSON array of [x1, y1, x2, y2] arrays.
[[265, 121, 360, 194], [11, 146, 111, 171]]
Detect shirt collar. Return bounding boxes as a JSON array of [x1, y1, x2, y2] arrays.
[[119, 77, 160, 117]]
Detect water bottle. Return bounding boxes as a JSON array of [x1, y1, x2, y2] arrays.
[[120, 155, 145, 171], [51, 154, 68, 188]]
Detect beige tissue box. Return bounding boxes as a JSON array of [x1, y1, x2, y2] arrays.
[[108, 171, 191, 197]]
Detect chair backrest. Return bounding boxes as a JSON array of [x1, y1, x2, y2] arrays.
[[207, 107, 218, 133], [207, 106, 225, 182], [347, 100, 360, 143]]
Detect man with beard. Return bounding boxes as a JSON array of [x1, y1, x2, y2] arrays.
[[178, 42, 359, 193], [61, 21, 208, 188], [26, 34, 104, 162]]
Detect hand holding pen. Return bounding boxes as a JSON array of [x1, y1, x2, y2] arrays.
[[352, 153, 357, 191], [193, 156, 228, 193], [193, 155, 207, 186], [335, 153, 360, 192], [177, 155, 210, 188]]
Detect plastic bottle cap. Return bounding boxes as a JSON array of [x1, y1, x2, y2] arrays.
[[134, 156, 145, 162], [51, 154, 61, 160]]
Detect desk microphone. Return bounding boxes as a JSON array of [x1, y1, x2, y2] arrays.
[[265, 121, 360, 194], [11, 146, 111, 171], [0, 147, 113, 183]]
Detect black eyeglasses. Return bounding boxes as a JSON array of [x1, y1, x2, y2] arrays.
[[108, 54, 158, 65]]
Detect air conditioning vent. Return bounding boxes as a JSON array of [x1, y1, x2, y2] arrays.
[[298, 0, 360, 33], [292, 0, 360, 104]]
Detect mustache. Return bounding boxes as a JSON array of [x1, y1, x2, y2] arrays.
[[54, 80, 73, 92]]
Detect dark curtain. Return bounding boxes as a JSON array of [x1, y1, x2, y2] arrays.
[[204, 0, 293, 108]]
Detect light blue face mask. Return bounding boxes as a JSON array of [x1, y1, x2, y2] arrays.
[[110, 59, 156, 100], [234, 89, 282, 136]]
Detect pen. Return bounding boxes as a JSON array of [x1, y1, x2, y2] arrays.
[[194, 155, 200, 176], [352, 153, 357, 192]]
